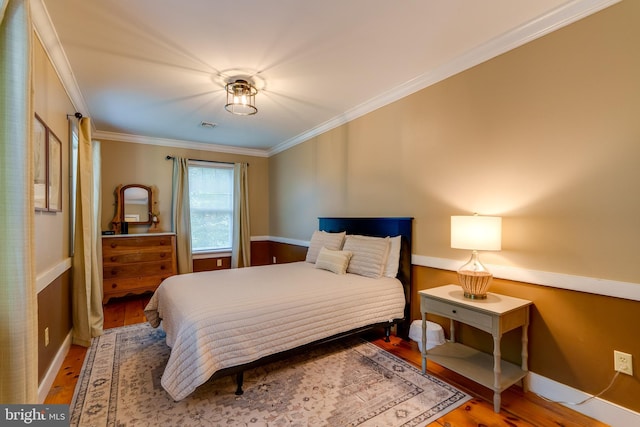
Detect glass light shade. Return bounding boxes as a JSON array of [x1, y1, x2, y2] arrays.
[[451, 215, 502, 299], [225, 79, 258, 115]]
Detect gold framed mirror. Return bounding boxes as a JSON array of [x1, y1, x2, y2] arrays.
[[111, 184, 154, 231]]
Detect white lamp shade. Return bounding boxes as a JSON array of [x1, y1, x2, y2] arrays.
[[451, 215, 502, 251]]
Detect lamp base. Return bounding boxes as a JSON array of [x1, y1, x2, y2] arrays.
[[457, 270, 493, 299]]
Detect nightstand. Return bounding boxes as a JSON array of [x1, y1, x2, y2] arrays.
[[419, 284, 532, 413]]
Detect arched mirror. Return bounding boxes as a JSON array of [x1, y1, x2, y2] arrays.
[[123, 185, 151, 223], [112, 184, 153, 230]]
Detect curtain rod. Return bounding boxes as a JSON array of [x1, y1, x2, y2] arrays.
[[165, 155, 248, 166]]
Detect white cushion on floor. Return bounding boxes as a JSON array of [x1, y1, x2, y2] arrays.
[[408, 319, 445, 352]]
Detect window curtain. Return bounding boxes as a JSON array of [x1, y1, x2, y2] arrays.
[[231, 163, 250, 268], [0, 0, 38, 403], [171, 156, 193, 274], [71, 118, 103, 346]]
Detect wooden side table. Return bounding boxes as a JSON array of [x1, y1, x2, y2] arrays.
[[419, 284, 532, 413]]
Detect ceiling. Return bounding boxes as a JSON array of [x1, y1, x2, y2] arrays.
[[35, 0, 616, 156]]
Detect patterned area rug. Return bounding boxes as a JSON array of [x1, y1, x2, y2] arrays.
[[71, 323, 470, 426]]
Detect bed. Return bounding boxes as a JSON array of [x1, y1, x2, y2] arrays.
[[144, 217, 413, 401]]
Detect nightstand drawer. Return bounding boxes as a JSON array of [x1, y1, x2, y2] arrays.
[[424, 298, 493, 332]]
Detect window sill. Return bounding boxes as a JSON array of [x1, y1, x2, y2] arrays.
[[192, 250, 231, 260]]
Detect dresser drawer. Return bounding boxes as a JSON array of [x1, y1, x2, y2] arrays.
[[103, 235, 174, 252], [423, 298, 494, 332], [103, 276, 168, 294], [103, 260, 175, 280], [103, 249, 172, 265]]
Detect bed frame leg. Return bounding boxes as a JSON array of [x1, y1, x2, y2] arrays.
[[235, 372, 244, 395], [384, 324, 391, 342]]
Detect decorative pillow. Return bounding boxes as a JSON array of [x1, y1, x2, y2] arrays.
[[343, 235, 390, 279], [305, 230, 346, 263], [315, 247, 353, 275], [383, 235, 402, 278]]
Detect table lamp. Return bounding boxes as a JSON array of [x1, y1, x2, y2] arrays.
[[451, 214, 502, 299]]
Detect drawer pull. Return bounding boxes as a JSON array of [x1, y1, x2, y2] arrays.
[[160, 265, 166, 270], [160, 240, 166, 245], [452, 310, 457, 314], [110, 256, 117, 262], [160, 253, 166, 258], [111, 243, 117, 248], [111, 283, 117, 289], [111, 270, 118, 276]]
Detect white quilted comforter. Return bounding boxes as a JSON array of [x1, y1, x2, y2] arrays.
[[144, 261, 405, 401]]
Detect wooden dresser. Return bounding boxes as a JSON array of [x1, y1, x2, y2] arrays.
[[102, 233, 177, 303]]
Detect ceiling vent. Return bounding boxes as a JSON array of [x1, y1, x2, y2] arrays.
[[200, 121, 217, 129]]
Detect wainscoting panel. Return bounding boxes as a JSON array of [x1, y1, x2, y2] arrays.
[[37, 269, 72, 383]]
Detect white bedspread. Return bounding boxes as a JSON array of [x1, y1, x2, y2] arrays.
[[144, 261, 405, 401]]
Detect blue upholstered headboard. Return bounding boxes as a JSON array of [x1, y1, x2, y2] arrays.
[[318, 217, 413, 337]]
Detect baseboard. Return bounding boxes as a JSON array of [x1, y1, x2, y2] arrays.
[[38, 330, 72, 403], [529, 371, 640, 427]]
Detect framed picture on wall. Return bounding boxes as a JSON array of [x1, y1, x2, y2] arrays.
[[33, 114, 47, 211], [48, 130, 62, 212], [33, 113, 63, 213]]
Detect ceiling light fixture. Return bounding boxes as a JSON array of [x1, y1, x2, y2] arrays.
[[225, 79, 258, 116]]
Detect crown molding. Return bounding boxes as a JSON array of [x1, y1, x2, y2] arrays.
[[93, 130, 269, 157], [31, 0, 91, 117], [32, 0, 620, 156], [268, 0, 621, 156]]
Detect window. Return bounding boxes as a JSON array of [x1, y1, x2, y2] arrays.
[[188, 163, 234, 252]]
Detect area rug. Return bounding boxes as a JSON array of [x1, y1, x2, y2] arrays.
[[70, 323, 470, 426]]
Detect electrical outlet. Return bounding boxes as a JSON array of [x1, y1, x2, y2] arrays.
[[216, 259, 222, 267], [272, 256, 277, 264], [614, 350, 633, 375], [44, 327, 50, 347]]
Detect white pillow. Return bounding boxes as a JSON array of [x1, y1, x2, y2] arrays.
[[315, 247, 353, 274], [343, 235, 390, 279], [383, 235, 401, 277], [305, 230, 346, 263]]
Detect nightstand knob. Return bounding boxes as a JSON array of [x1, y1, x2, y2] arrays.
[[452, 309, 457, 314]]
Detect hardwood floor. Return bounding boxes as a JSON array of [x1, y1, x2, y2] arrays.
[[45, 294, 608, 427]]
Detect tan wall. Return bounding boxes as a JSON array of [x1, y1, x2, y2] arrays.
[[33, 35, 75, 382], [99, 140, 269, 237], [269, 1, 640, 413], [270, 1, 640, 283], [33, 35, 73, 272]]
